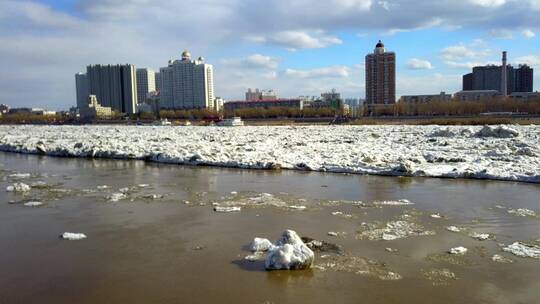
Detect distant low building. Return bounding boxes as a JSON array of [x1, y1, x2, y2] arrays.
[[80, 95, 113, 120], [400, 92, 452, 103], [9, 107, 53, 115], [509, 92, 540, 101], [454, 90, 503, 101], [246, 88, 278, 101], [0, 104, 9, 114], [224, 99, 304, 113]]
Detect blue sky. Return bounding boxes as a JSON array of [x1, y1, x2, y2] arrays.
[[1, 0, 539, 110]]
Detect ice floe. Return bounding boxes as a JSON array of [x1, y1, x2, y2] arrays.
[[23, 201, 43, 207], [446, 226, 462, 233], [492, 254, 513, 263], [507, 208, 537, 217], [469, 232, 492, 241], [357, 219, 435, 241], [502, 242, 540, 259], [107, 192, 127, 202], [0, 125, 538, 183], [6, 183, 31, 192], [265, 230, 314, 271], [449, 247, 468, 255], [214, 206, 241, 213], [60, 232, 87, 240], [373, 199, 414, 206]]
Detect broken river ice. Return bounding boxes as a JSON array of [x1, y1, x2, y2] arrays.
[[0, 125, 538, 183]]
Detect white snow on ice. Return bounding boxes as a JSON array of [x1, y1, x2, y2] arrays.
[[503, 242, 540, 259], [0, 125, 538, 183]]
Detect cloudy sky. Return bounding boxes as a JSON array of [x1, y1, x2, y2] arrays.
[[1, 0, 539, 110]]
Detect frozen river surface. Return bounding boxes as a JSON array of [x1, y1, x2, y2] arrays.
[[0, 124, 538, 183]]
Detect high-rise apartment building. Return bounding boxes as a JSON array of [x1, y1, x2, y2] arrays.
[[75, 72, 89, 109], [514, 65, 534, 93], [462, 52, 533, 94], [365, 40, 396, 111], [136, 68, 156, 104], [85, 64, 138, 114], [159, 50, 214, 109], [155, 72, 161, 92]]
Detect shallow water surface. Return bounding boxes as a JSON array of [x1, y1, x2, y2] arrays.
[[0, 152, 539, 304]]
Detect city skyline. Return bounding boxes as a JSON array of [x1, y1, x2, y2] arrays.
[[1, 0, 540, 110]]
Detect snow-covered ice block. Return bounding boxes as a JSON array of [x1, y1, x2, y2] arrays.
[[250, 238, 274, 252], [265, 230, 314, 270]]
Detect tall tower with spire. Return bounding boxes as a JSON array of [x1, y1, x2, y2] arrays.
[[365, 40, 396, 113]]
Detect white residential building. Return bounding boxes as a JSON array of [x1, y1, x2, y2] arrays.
[[136, 68, 156, 104], [159, 50, 215, 109]]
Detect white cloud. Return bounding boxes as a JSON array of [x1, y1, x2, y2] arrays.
[[489, 29, 513, 39], [248, 31, 343, 51], [222, 54, 279, 70], [469, 0, 507, 7], [284, 66, 350, 79], [514, 55, 540, 67], [406, 58, 434, 70], [522, 29, 536, 39]]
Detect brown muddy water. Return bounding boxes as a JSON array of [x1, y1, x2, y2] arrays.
[[0, 152, 539, 304]]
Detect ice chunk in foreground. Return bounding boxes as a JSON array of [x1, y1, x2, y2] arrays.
[[265, 230, 314, 270], [61, 232, 87, 240], [23, 201, 43, 207], [503, 242, 540, 259], [250, 238, 274, 252], [6, 183, 31, 192], [475, 125, 519, 138], [214, 206, 241, 213], [449, 247, 468, 255]]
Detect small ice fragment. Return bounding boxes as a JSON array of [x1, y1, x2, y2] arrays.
[[470, 232, 491, 241], [23, 201, 43, 207], [107, 193, 127, 202], [383, 234, 399, 241], [6, 183, 31, 192], [97, 185, 109, 190], [431, 213, 442, 219], [446, 226, 461, 233], [502, 242, 540, 259], [508, 208, 536, 217], [9, 173, 31, 179], [230, 191, 238, 195], [385, 248, 398, 253], [119, 187, 130, 193], [137, 184, 150, 188], [492, 254, 513, 263], [214, 206, 241, 213], [449, 247, 468, 255], [245, 251, 265, 262], [331, 211, 343, 216], [288, 205, 306, 210], [327, 232, 338, 237], [61, 232, 87, 240], [250, 238, 274, 252], [374, 199, 414, 206]]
